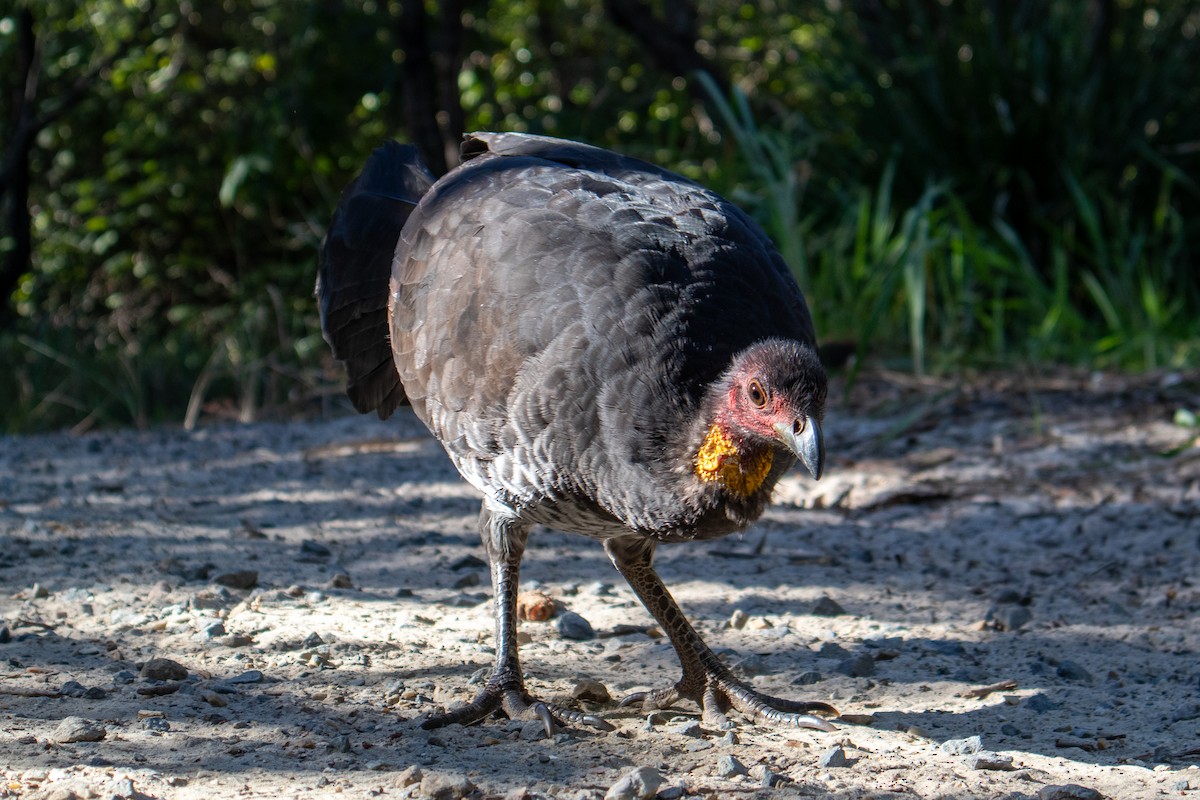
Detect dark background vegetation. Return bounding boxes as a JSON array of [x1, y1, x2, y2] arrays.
[[1, 0, 1197, 433]]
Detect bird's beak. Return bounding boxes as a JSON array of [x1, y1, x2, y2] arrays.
[[774, 418, 824, 481]]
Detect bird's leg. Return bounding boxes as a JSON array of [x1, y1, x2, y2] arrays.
[[419, 506, 611, 735], [605, 536, 837, 731]]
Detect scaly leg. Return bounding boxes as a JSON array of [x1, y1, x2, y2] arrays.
[[605, 536, 837, 731], [420, 505, 612, 735]]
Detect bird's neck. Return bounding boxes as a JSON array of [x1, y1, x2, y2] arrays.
[[694, 421, 773, 497]]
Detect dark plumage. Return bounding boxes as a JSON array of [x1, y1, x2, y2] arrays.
[[318, 133, 834, 732]]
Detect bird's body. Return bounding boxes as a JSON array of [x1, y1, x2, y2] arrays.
[[319, 133, 834, 732]]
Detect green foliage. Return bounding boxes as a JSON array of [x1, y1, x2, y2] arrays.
[[1, 0, 1197, 433]]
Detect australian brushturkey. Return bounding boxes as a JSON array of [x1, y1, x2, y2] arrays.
[[318, 133, 835, 733]]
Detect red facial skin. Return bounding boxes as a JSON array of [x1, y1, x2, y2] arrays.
[[721, 374, 803, 447]]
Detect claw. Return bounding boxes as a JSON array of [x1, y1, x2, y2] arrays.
[[532, 702, 557, 738], [579, 713, 616, 732], [617, 691, 648, 708]]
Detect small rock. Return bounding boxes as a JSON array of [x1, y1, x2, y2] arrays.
[[971, 751, 1016, 771], [1173, 780, 1191, 791], [214, 570, 258, 590], [141, 657, 188, 681], [728, 609, 749, 629], [604, 766, 661, 800], [0, 624, 9, 643], [1056, 660, 1093, 682], [60, 680, 89, 698], [201, 690, 228, 707], [571, 679, 611, 703], [811, 596, 846, 617], [449, 554, 488, 571], [519, 720, 547, 741], [226, 669, 264, 684], [142, 717, 171, 732], [734, 653, 769, 676], [53, 716, 106, 743], [517, 590, 556, 621], [819, 745, 853, 768], [671, 719, 703, 738], [836, 653, 875, 677], [792, 670, 823, 685], [940, 735, 984, 755], [302, 632, 325, 648], [816, 641, 851, 660], [451, 572, 480, 589], [107, 777, 136, 799], [418, 771, 476, 800], [395, 766, 423, 787], [555, 611, 595, 641], [32, 583, 50, 598], [203, 621, 227, 638], [749, 764, 785, 788], [986, 605, 1032, 631], [1025, 694, 1061, 713], [328, 572, 353, 589], [300, 539, 332, 558], [1037, 785, 1104, 800], [716, 754, 747, 777]]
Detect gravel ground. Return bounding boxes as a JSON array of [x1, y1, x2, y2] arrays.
[[1, 370, 1198, 800]]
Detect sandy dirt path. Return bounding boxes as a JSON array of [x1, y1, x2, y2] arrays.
[[2, 371, 1198, 799]]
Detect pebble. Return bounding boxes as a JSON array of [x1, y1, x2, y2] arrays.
[[729, 609, 749, 629], [940, 735, 983, 755], [986, 606, 1032, 631], [793, 670, 823, 685], [816, 642, 851, 659], [604, 766, 661, 800], [107, 777, 137, 799], [734, 653, 769, 676], [141, 657, 188, 681], [1056, 660, 1094, 682], [516, 590, 556, 621], [226, 669, 264, 684], [214, 570, 258, 590], [1037, 785, 1103, 800], [1025, 694, 1061, 713], [811, 596, 847, 617], [750, 764, 785, 788], [0, 624, 10, 643], [571, 678, 611, 703], [716, 754, 748, 777], [395, 766, 423, 787], [300, 539, 332, 558], [328, 572, 353, 589], [53, 716, 106, 743], [671, 719, 703, 738], [555, 611, 595, 641], [418, 772, 476, 800], [142, 717, 171, 732], [819, 745, 853, 768], [449, 554, 487, 571], [836, 653, 875, 678], [519, 720, 547, 741], [971, 752, 1015, 771]]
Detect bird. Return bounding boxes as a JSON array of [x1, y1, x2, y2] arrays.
[[318, 132, 835, 734]]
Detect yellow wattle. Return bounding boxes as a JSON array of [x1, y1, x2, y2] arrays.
[[694, 423, 773, 497]]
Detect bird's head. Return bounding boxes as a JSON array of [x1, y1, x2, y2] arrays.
[[695, 339, 826, 494]]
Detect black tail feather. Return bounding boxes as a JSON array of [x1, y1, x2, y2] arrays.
[[318, 141, 435, 418]]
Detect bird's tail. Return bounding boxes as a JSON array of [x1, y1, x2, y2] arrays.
[[318, 141, 436, 419]]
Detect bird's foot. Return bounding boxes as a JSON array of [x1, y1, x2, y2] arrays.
[[619, 669, 838, 731], [419, 678, 614, 736]]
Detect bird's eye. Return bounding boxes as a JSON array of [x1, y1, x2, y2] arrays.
[[747, 379, 768, 409]]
